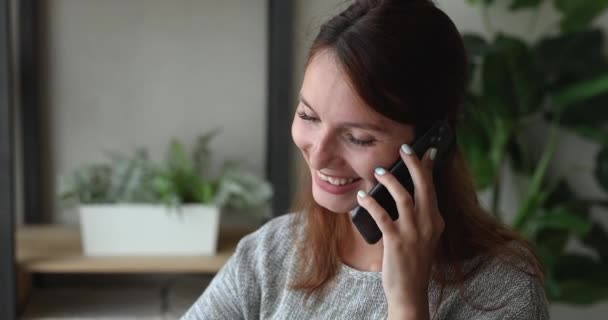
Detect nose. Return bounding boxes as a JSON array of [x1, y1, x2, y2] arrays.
[[309, 129, 340, 170]]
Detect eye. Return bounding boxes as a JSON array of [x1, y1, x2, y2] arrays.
[[297, 111, 319, 122], [346, 133, 376, 147]]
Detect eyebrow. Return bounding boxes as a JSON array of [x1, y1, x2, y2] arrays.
[[298, 93, 388, 133]]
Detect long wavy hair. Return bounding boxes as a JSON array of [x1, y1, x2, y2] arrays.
[[287, 0, 544, 315]]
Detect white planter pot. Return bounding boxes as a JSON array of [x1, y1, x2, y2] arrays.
[[79, 204, 220, 256]]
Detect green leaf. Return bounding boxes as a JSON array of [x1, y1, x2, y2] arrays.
[[551, 74, 608, 116], [553, 280, 608, 304], [460, 136, 496, 190], [528, 207, 593, 237], [514, 123, 560, 229], [462, 34, 490, 59], [535, 230, 570, 267], [482, 34, 545, 118], [197, 182, 216, 204], [544, 271, 562, 299], [509, 0, 543, 10], [213, 168, 273, 219], [535, 29, 608, 87], [573, 127, 608, 144], [507, 135, 528, 173], [558, 97, 608, 128], [582, 224, 608, 261], [595, 144, 608, 192], [167, 140, 195, 173], [554, 254, 605, 282], [554, 0, 608, 33], [543, 179, 575, 208], [547, 254, 608, 303], [541, 31, 608, 124], [482, 39, 518, 119], [457, 99, 497, 190], [489, 117, 513, 175]]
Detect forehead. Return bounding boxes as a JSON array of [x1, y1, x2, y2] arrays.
[[300, 50, 382, 122]]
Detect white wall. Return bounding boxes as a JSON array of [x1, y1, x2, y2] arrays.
[[44, 0, 267, 224], [292, 1, 608, 319]]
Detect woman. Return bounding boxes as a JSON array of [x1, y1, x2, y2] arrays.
[[183, 0, 548, 319]]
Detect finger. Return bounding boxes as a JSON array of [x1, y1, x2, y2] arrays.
[[399, 144, 438, 212], [421, 147, 439, 205], [373, 167, 417, 232], [356, 190, 398, 238], [400, 145, 440, 238], [423, 147, 438, 173]]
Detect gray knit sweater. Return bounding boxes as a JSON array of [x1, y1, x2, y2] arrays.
[[182, 213, 548, 319]]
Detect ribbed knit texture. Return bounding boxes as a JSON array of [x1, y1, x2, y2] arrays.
[[182, 213, 548, 320]]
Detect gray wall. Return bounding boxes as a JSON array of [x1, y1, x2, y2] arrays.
[[43, 0, 267, 224]]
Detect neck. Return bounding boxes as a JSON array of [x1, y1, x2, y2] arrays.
[[340, 216, 384, 272]]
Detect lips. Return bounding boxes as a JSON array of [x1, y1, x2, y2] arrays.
[[316, 171, 362, 186], [314, 171, 362, 195]]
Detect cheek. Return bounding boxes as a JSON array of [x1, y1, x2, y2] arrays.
[[354, 149, 401, 181], [291, 119, 308, 152], [350, 154, 379, 182]]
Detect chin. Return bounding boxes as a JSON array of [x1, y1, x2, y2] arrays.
[[312, 187, 358, 213]]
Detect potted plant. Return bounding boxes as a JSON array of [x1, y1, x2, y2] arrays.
[[58, 131, 273, 256], [460, 0, 608, 305]]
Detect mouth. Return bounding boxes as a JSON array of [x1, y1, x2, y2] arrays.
[[314, 171, 362, 196], [316, 171, 362, 186]]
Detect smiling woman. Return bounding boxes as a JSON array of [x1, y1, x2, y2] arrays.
[[182, 1, 548, 319]]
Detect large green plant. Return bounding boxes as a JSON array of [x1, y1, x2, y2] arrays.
[[460, 0, 608, 304]]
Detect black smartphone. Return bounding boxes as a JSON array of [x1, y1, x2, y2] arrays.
[[351, 119, 456, 244]]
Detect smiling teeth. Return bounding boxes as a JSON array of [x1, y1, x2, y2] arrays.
[[317, 171, 359, 186]]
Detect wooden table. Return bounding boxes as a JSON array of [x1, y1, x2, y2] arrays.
[[15, 225, 255, 311], [16, 225, 253, 273]]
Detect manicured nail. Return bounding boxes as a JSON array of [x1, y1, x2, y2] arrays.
[[429, 148, 437, 161], [357, 190, 367, 198], [375, 167, 386, 175], [401, 144, 413, 155]]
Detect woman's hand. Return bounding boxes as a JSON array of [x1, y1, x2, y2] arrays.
[[355, 144, 444, 320]]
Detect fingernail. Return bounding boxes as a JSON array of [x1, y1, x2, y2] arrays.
[[430, 148, 437, 161], [375, 167, 386, 175], [401, 144, 413, 155], [357, 190, 367, 198]]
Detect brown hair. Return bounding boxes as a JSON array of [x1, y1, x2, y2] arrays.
[[288, 0, 544, 314]]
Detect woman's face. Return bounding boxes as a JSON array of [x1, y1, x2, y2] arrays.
[[292, 50, 415, 213]]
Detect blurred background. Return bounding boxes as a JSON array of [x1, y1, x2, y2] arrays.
[[1, 0, 607, 319]]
